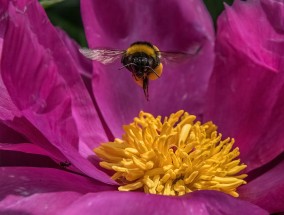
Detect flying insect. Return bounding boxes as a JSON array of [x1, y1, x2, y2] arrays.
[[79, 41, 200, 100]]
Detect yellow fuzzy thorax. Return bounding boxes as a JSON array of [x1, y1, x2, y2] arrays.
[[126, 43, 157, 58]]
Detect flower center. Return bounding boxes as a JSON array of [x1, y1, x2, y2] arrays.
[[94, 110, 247, 197]]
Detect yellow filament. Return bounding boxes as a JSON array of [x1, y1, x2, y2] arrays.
[[94, 110, 247, 197]]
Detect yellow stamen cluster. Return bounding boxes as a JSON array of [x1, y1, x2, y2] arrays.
[[94, 110, 247, 197]]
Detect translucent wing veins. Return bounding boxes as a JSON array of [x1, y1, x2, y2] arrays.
[[158, 43, 203, 64], [79, 48, 125, 64]]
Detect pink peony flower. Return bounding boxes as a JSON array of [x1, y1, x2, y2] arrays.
[[0, 0, 283, 214]]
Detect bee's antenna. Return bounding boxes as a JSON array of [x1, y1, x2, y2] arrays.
[[119, 63, 137, 70], [145, 66, 160, 78]]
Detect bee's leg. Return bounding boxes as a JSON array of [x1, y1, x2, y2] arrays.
[[132, 73, 139, 81], [143, 77, 149, 101], [146, 67, 160, 78]]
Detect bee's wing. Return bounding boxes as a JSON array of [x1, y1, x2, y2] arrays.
[[158, 43, 202, 64], [79, 48, 125, 64]]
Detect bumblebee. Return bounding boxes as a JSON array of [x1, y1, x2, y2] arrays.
[[79, 41, 199, 100]]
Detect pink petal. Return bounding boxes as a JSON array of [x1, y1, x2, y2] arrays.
[[0, 0, 113, 183], [0, 75, 21, 121], [0, 56, 66, 161], [1, 192, 83, 215], [260, 0, 284, 33], [204, 0, 284, 171], [0, 149, 59, 168], [0, 143, 77, 171], [0, 51, 66, 163], [0, 143, 54, 157], [0, 145, 82, 173], [2, 117, 68, 165], [0, 167, 114, 193], [56, 27, 93, 78], [60, 190, 268, 215], [0, 122, 26, 143], [239, 158, 284, 213], [0, 167, 115, 215], [81, 0, 215, 137]]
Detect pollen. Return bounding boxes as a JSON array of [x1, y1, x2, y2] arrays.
[[94, 110, 247, 197]]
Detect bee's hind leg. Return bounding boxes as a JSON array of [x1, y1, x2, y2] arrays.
[[143, 78, 149, 101]]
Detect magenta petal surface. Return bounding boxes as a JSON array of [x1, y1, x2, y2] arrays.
[[0, 49, 66, 163], [0, 75, 21, 121], [81, 0, 215, 137], [0, 167, 115, 215], [0, 149, 59, 168], [60, 190, 267, 215], [0, 65, 66, 162], [0, 143, 70, 170], [204, 0, 284, 171], [260, 0, 284, 34], [0, 192, 82, 215], [239, 159, 284, 213], [0, 122, 25, 143], [0, 143, 52, 157], [0, 0, 113, 183], [1, 117, 68, 164], [0, 147, 81, 173], [56, 27, 93, 78]]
